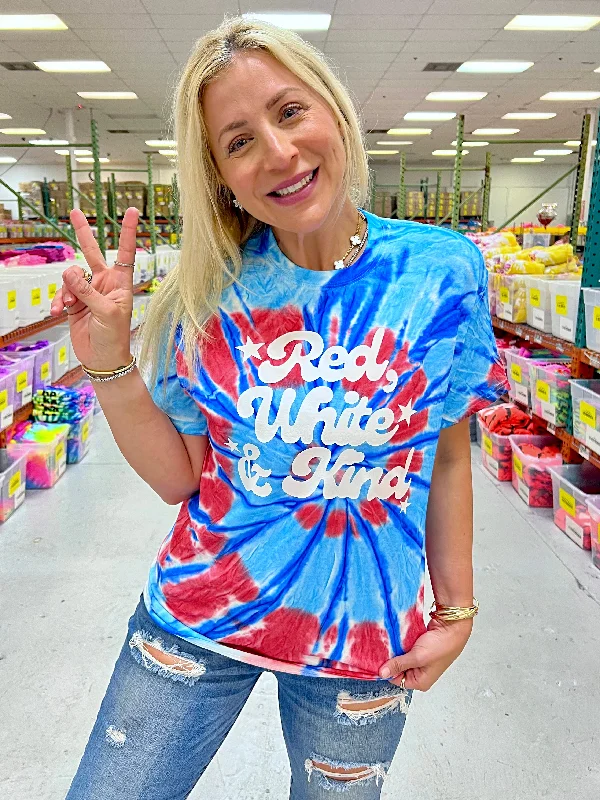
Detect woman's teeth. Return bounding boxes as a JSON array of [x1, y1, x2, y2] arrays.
[[273, 170, 315, 197]]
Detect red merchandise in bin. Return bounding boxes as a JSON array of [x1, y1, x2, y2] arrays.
[[478, 403, 546, 483], [548, 464, 600, 551], [510, 435, 562, 507]]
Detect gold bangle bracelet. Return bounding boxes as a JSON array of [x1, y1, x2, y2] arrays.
[[82, 355, 136, 377], [430, 598, 479, 622]]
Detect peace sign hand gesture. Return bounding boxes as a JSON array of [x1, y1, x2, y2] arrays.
[[50, 207, 140, 372]]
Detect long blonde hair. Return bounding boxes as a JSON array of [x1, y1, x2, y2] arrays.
[[140, 15, 369, 378]]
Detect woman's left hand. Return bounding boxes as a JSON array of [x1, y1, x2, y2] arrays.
[[379, 618, 473, 691]]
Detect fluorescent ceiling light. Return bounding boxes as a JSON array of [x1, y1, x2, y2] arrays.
[[0, 14, 67, 30], [534, 149, 573, 156], [0, 113, 11, 120], [0, 157, 17, 164], [426, 91, 487, 101], [0, 128, 46, 135], [76, 157, 110, 163], [376, 140, 412, 145], [451, 140, 488, 146], [511, 158, 545, 163], [564, 140, 597, 146], [472, 128, 519, 135], [29, 138, 68, 145], [387, 128, 431, 135], [242, 12, 331, 31], [505, 15, 600, 31], [503, 112, 556, 120], [432, 149, 469, 156], [77, 91, 138, 100], [404, 112, 456, 121], [458, 61, 533, 73], [55, 149, 93, 155], [367, 150, 399, 155], [158, 150, 177, 156], [540, 91, 600, 101], [35, 60, 110, 73], [145, 139, 176, 147]]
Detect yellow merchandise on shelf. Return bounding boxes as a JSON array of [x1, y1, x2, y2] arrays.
[[522, 243, 574, 266], [497, 275, 527, 323]]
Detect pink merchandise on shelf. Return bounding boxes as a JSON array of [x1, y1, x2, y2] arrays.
[[548, 464, 600, 551], [7, 421, 69, 489], [0, 449, 26, 522], [585, 497, 600, 570], [509, 436, 562, 507]]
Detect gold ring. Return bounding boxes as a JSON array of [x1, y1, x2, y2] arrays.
[[114, 260, 135, 268], [65, 305, 79, 315], [81, 266, 93, 284], [399, 676, 406, 691]]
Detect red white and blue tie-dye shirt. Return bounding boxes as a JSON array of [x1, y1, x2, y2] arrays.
[[144, 211, 507, 680]]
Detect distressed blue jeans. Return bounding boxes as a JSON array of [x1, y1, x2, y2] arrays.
[[66, 595, 413, 799]]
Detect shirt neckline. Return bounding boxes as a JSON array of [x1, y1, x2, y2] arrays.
[[263, 209, 382, 289]]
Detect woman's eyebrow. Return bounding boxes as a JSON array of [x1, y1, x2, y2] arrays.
[[217, 86, 301, 143]]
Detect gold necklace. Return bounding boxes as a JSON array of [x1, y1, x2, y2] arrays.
[[334, 211, 368, 270]]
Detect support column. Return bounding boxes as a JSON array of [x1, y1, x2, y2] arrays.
[[570, 113, 591, 248], [581, 108, 597, 224], [434, 171, 441, 225], [482, 151, 492, 230], [64, 108, 80, 210], [451, 115, 464, 231], [397, 152, 406, 220], [147, 153, 157, 254], [90, 117, 106, 256]]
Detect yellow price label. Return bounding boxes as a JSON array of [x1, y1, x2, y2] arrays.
[[82, 420, 90, 442], [513, 455, 523, 479], [555, 295, 568, 316], [31, 287, 41, 306], [8, 471, 21, 498], [58, 346, 67, 365], [594, 307, 600, 330], [132, 308, 139, 320], [16, 371, 28, 392], [536, 380, 550, 402], [559, 488, 576, 517], [0, 389, 7, 411], [483, 434, 493, 456], [500, 287, 510, 304], [48, 283, 57, 300], [55, 442, 65, 462], [580, 400, 597, 428], [510, 363, 522, 383], [529, 288, 541, 308], [7, 289, 16, 311], [40, 361, 50, 381]]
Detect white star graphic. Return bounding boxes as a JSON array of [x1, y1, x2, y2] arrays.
[[399, 498, 410, 514], [236, 336, 264, 361], [398, 399, 417, 426], [225, 438, 239, 452]]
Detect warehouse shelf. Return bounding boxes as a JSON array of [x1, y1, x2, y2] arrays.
[[0, 236, 68, 245], [0, 280, 152, 347]]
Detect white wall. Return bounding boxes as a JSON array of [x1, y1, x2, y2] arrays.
[[371, 162, 578, 227], [0, 164, 176, 218]]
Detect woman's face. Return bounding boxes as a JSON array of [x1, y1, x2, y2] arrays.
[[203, 50, 347, 234]]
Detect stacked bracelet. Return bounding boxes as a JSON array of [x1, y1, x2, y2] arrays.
[[430, 598, 479, 622], [82, 355, 137, 383]]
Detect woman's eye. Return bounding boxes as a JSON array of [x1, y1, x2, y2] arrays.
[[281, 104, 302, 120], [228, 137, 248, 154]]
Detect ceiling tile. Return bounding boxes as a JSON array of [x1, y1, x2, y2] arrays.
[[76, 28, 164, 43], [241, 0, 336, 10], [142, 0, 238, 12], [408, 29, 492, 43], [58, 13, 152, 28], [428, 0, 526, 11], [51, 0, 147, 11], [325, 41, 401, 54], [419, 14, 514, 30], [334, 0, 423, 13], [330, 14, 421, 30], [326, 30, 412, 43], [522, 0, 600, 13]]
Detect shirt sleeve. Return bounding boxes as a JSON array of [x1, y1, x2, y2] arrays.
[[441, 246, 509, 429], [149, 331, 208, 437]]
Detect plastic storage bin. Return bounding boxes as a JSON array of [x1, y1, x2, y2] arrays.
[[549, 281, 581, 342], [24, 327, 70, 380], [525, 276, 553, 333], [530, 362, 571, 427], [496, 275, 527, 324], [0, 276, 20, 335], [8, 424, 68, 489], [0, 369, 16, 430], [584, 496, 600, 570], [548, 463, 600, 550], [510, 435, 563, 507], [0, 449, 26, 522], [0, 352, 35, 409], [570, 380, 600, 455], [504, 350, 567, 408], [478, 418, 513, 481], [0, 341, 55, 391], [582, 288, 600, 353], [67, 410, 94, 464]]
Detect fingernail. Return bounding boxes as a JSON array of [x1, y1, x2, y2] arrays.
[[380, 667, 391, 679]]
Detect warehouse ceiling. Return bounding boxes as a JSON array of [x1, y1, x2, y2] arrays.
[[0, 0, 599, 171]]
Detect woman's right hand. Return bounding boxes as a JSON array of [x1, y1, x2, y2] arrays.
[[50, 207, 140, 371]]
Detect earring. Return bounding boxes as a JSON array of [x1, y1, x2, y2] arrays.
[[233, 198, 242, 209]]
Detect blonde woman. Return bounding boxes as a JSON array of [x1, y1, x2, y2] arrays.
[[57, 17, 506, 800]]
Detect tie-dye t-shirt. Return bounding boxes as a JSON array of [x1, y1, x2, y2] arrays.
[[144, 211, 507, 680]]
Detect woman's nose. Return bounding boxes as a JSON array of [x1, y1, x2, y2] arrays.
[[261, 128, 298, 169]]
